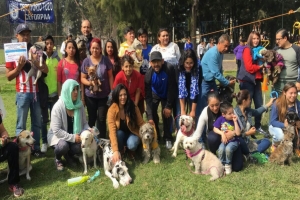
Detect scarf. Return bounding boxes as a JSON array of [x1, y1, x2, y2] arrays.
[[61, 79, 82, 134], [178, 71, 199, 99]]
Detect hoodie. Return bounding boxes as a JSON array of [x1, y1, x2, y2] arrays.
[[44, 51, 60, 97]]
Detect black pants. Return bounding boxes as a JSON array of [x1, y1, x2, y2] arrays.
[[151, 92, 173, 141], [85, 96, 108, 138], [207, 131, 243, 172], [0, 142, 20, 185]]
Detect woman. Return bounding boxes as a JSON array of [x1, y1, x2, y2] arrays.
[[269, 82, 300, 150], [48, 79, 89, 171], [234, 90, 273, 156], [107, 84, 158, 163], [81, 38, 113, 138], [205, 38, 215, 51], [150, 28, 181, 66], [194, 91, 243, 172], [57, 40, 81, 97], [176, 49, 201, 128], [237, 31, 266, 136], [104, 38, 121, 79], [113, 55, 144, 114]]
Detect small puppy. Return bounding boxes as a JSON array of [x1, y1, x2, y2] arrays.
[[22, 42, 45, 85], [286, 111, 299, 125], [172, 115, 194, 157], [86, 65, 101, 94], [99, 139, 132, 189], [218, 75, 236, 103], [261, 50, 284, 85], [80, 130, 97, 174], [125, 38, 143, 70], [139, 123, 160, 164], [183, 137, 224, 181], [269, 125, 295, 165]]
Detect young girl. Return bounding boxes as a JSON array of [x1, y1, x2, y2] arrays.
[[57, 40, 81, 96], [104, 39, 121, 79], [213, 102, 241, 174], [113, 55, 144, 114]]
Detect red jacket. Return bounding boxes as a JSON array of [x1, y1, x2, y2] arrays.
[[242, 47, 263, 80]]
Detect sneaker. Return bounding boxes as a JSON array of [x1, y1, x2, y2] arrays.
[[224, 164, 232, 175], [257, 127, 267, 135], [9, 184, 24, 197], [55, 159, 64, 171], [31, 150, 45, 158], [166, 141, 172, 150], [41, 143, 48, 153]]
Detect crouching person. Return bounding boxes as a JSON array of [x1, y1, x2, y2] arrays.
[[48, 79, 90, 170], [0, 115, 24, 197]]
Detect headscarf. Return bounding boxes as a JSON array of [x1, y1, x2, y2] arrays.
[[61, 79, 82, 134]]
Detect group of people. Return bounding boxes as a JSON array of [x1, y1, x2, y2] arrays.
[[1, 19, 300, 197]]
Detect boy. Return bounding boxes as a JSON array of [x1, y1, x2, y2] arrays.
[[233, 38, 246, 78], [118, 26, 135, 57], [213, 102, 241, 174]]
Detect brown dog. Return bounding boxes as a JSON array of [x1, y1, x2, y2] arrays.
[[269, 125, 295, 165], [86, 65, 101, 94]]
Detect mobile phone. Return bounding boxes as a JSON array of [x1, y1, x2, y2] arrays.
[[270, 91, 278, 99]]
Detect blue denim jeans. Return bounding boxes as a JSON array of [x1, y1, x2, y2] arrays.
[[116, 130, 140, 152], [239, 81, 263, 129], [268, 125, 284, 144], [16, 92, 41, 151], [218, 141, 239, 165], [240, 137, 271, 154]]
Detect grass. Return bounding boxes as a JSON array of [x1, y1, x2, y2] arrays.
[[0, 72, 298, 200]]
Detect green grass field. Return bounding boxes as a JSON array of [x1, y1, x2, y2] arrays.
[[0, 71, 299, 200]]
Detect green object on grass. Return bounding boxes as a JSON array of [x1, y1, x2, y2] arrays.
[[251, 152, 268, 164]]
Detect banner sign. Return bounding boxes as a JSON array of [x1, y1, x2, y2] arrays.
[[7, 0, 55, 23]]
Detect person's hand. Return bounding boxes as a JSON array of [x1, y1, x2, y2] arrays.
[[296, 82, 300, 92], [17, 55, 26, 70], [112, 151, 121, 164], [248, 127, 256, 135], [228, 80, 235, 86], [221, 132, 228, 144], [189, 110, 195, 118], [284, 119, 289, 128], [148, 120, 155, 126], [266, 97, 276, 107], [163, 108, 172, 118], [260, 64, 265, 69], [232, 115, 237, 122], [0, 135, 8, 147], [75, 134, 81, 143], [225, 130, 234, 140]]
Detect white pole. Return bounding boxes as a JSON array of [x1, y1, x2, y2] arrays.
[[173, 26, 175, 42]]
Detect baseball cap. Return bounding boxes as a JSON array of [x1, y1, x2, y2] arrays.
[[149, 51, 163, 61], [16, 24, 31, 34]]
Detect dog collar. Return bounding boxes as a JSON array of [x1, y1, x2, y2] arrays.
[[185, 148, 204, 159], [13, 138, 29, 151], [182, 128, 194, 137]]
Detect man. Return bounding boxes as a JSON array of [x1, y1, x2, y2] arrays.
[[118, 26, 135, 57], [76, 19, 93, 56], [5, 24, 48, 157], [200, 34, 235, 108], [145, 51, 177, 149], [0, 115, 25, 197], [184, 37, 193, 50], [274, 28, 300, 93]]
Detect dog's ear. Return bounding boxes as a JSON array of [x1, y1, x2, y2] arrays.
[[121, 161, 126, 166]]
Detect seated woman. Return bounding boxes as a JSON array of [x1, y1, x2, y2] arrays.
[[269, 82, 300, 151], [194, 91, 243, 172], [107, 84, 158, 163], [234, 90, 274, 158], [48, 79, 89, 171]]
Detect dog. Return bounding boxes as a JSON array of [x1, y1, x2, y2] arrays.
[[99, 139, 132, 189], [22, 42, 45, 85], [79, 130, 98, 174], [218, 75, 236, 103], [125, 38, 143, 70], [261, 50, 284, 85], [75, 36, 87, 61], [86, 65, 101, 94], [183, 137, 224, 181], [269, 125, 295, 165], [139, 123, 160, 164], [172, 115, 195, 157], [286, 111, 300, 156]]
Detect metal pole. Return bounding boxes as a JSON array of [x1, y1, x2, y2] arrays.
[[282, 1, 283, 28], [172, 26, 175, 42]]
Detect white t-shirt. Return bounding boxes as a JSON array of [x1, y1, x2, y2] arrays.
[[150, 42, 181, 66]]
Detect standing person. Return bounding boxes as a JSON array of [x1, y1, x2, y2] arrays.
[[113, 55, 144, 114], [184, 37, 193, 50], [197, 41, 204, 60], [201, 34, 235, 109], [41, 35, 61, 153], [104, 38, 121, 79], [60, 34, 72, 58], [274, 29, 300, 93], [145, 51, 177, 149], [57, 40, 81, 97], [75, 20, 93, 57], [269, 82, 300, 151], [137, 28, 152, 75], [237, 31, 266, 135], [6, 24, 48, 157], [0, 115, 25, 197], [118, 26, 135, 57], [233, 38, 246, 78], [81, 38, 113, 138], [48, 79, 90, 171], [150, 28, 181, 66], [205, 38, 215, 51]]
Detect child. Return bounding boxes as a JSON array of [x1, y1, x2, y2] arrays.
[[233, 38, 246, 78], [118, 26, 135, 57], [213, 102, 241, 174]]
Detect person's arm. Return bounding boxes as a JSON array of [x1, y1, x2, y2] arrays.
[[107, 106, 119, 152], [174, 43, 181, 62], [189, 102, 197, 118], [269, 102, 285, 128], [60, 42, 65, 55], [243, 48, 262, 73], [0, 122, 9, 138], [108, 69, 113, 90], [213, 126, 228, 144], [135, 106, 145, 127], [57, 60, 63, 96], [233, 45, 239, 56], [251, 97, 275, 116], [209, 52, 230, 86], [179, 99, 186, 116], [134, 88, 141, 106], [6, 56, 27, 81], [197, 45, 201, 58], [233, 116, 241, 136], [193, 107, 208, 141]]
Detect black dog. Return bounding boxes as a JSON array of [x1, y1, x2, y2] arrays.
[[218, 75, 236, 104], [286, 111, 300, 151]]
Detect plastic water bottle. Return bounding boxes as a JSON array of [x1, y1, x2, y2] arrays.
[[67, 176, 90, 186]]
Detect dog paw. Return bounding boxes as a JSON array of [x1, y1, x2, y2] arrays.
[[26, 176, 31, 181], [83, 170, 88, 175], [189, 162, 194, 167], [153, 157, 160, 164], [172, 153, 177, 158], [113, 182, 120, 189]]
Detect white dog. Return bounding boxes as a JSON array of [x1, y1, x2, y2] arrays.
[[139, 123, 160, 164], [172, 115, 195, 157], [183, 137, 224, 181], [99, 139, 132, 189], [80, 130, 97, 174]]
